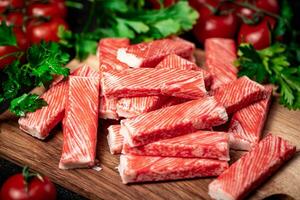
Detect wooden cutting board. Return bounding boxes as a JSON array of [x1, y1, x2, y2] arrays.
[[0, 54, 300, 200]]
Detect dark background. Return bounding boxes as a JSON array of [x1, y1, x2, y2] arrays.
[[1, 1, 300, 200]]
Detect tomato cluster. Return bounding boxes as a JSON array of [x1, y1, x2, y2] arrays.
[[189, 0, 279, 49], [0, 0, 68, 69]]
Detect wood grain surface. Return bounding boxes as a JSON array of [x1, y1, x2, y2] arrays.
[[0, 53, 299, 200]]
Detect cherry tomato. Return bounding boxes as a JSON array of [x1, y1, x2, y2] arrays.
[[255, 0, 279, 14], [27, 2, 66, 18], [0, 172, 56, 200], [11, 0, 24, 8], [14, 27, 29, 50], [6, 12, 24, 27], [189, 0, 219, 20], [190, 0, 238, 44], [238, 16, 276, 50], [26, 17, 68, 44], [0, 1, 9, 13], [0, 27, 29, 69], [0, 46, 18, 69], [164, 0, 178, 7], [193, 13, 238, 44]]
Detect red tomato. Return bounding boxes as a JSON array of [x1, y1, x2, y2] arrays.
[[0, 28, 29, 69], [193, 13, 238, 44], [189, 0, 238, 44], [27, 2, 66, 18], [0, 46, 18, 69], [189, 0, 219, 19], [164, 0, 178, 7], [6, 12, 24, 27], [0, 174, 56, 200], [14, 27, 29, 50], [238, 16, 276, 50], [255, 0, 279, 14], [26, 17, 68, 44], [11, 0, 24, 8], [0, 1, 9, 13]]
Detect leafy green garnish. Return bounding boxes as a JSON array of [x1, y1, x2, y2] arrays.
[[9, 94, 47, 117], [273, 0, 293, 38], [236, 43, 300, 110], [0, 23, 17, 46], [60, 1, 198, 60], [1, 42, 70, 116], [27, 42, 70, 86]]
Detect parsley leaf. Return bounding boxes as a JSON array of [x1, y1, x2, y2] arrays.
[[1, 42, 70, 115], [236, 43, 300, 110], [273, 0, 293, 38], [27, 42, 70, 86], [60, 1, 198, 60], [0, 23, 17, 46], [9, 94, 47, 117]]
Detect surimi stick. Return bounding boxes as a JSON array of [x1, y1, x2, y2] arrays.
[[98, 38, 130, 72], [122, 130, 230, 161], [205, 38, 237, 90], [18, 66, 99, 139], [116, 38, 194, 68], [59, 76, 100, 169], [212, 76, 268, 114], [101, 68, 206, 99], [121, 97, 228, 147], [155, 54, 212, 87], [116, 54, 208, 119], [99, 96, 119, 120], [116, 96, 169, 118], [228, 86, 273, 151], [107, 125, 123, 154], [208, 134, 296, 200], [118, 154, 228, 184]]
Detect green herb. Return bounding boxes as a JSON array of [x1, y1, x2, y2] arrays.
[[9, 94, 48, 117], [0, 23, 17, 46], [235, 43, 300, 110], [60, 1, 198, 60], [27, 42, 70, 86], [1, 42, 70, 115], [273, 0, 293, 38]]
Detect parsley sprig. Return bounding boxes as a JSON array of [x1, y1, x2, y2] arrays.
[[60, 1, 198, 60], [235, 43, 300, 110], [0, 23, 70, 116]]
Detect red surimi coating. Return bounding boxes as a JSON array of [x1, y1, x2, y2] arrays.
[[116, 96, 169, 118], [161, 74, 207, 99], [59, 76, 100, 169], [99, 96, 119, 120], [116, 54, 206, 118], [116, 38, 195, 68], [121, 97, 228, 147], [101, 68, 206, 99], [122, 130, 230, 161], [97, 38, 130, 119], [228, 86, 273, 151], [107, 125, 123, 154], [18, 66, 98, 139], [208, 134, 296, 200], [19, 81, 68, 140], [205, 38, 238, 90], [212, 76, 268, 114], [118, 154, 229, 184], [156, 54, 212, 87], [98, 38, 130, 71]]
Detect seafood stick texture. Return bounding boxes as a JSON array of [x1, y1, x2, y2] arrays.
[[208, 134, 296, 200]]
